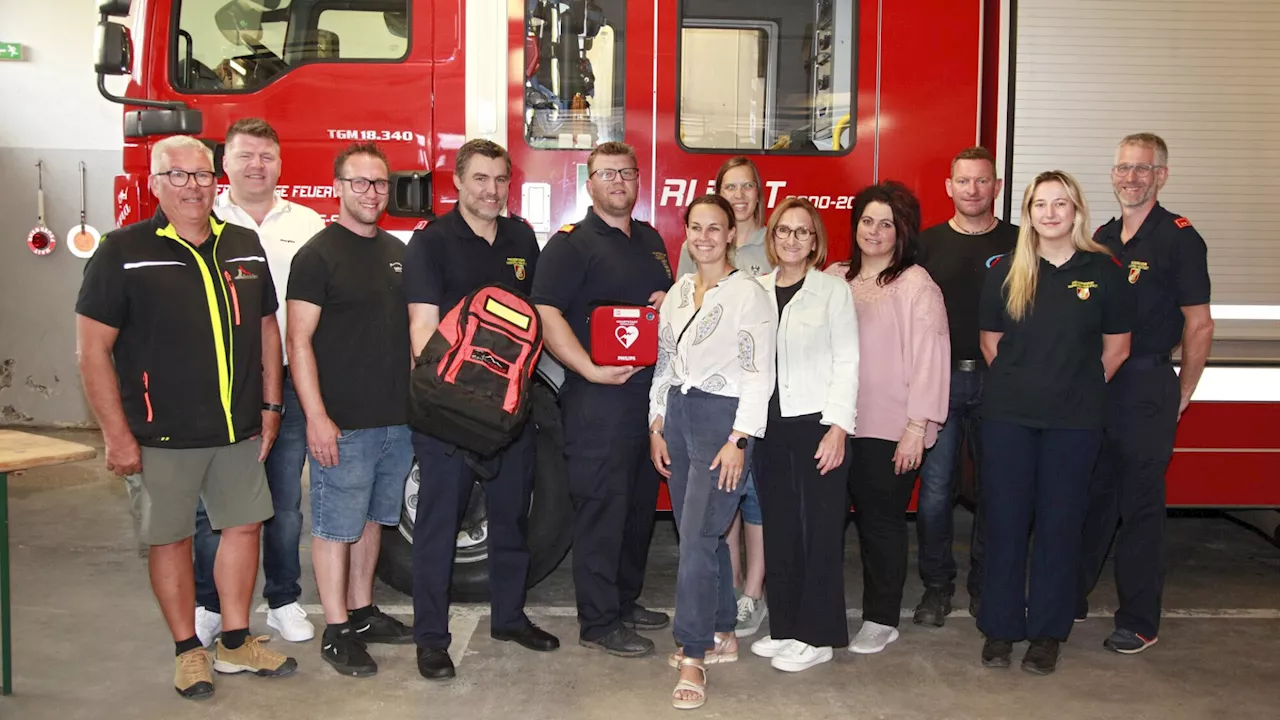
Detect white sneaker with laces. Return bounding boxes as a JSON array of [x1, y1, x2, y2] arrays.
[[750, 635, 794, 658], [195, 606, 222, 648], [848, 621, 900, 654], [267, 601, 316, 642], [770, 641, 833, 672], [734, 594, 768, 638]]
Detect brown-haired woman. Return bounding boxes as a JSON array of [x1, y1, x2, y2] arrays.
[[747, 197, 859, 672], [650, 195, 775, 709], [829, 181, 950, 655]]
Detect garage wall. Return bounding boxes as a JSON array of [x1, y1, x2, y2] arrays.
[[1009, 0, 1280, 341], [0, 5, 127, 426]]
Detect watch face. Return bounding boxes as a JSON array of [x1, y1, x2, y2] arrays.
[[736, 437, 748, 449]]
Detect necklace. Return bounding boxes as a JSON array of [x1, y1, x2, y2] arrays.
[[949, 217, 999, 235]]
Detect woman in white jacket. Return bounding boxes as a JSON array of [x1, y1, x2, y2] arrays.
[[748, 197, 860, 672]]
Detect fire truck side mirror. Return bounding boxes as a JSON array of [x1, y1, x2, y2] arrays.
[[98, 0, 132, 17], [95, 21, 132, 76], [386, 171, 434, 220]]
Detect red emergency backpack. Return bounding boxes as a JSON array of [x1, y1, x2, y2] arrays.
[[409, 284, 543, 456]]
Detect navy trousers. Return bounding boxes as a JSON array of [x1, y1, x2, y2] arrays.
[[410, 423, 536, 649], [1078, 360, 1179, 638], [979, 419, 1102, 641]]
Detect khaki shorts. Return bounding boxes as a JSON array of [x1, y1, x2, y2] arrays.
[[126, 440, 274, 546]]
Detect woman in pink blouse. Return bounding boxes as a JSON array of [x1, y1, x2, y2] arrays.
[[828, 181, 951, 655]]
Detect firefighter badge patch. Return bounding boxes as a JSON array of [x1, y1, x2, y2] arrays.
[[1068, 280, 1097, 301], [506, 257, 528, 281], [1127, 260, 1149, 285]]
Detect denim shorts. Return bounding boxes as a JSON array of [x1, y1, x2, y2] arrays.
[[309, 424, 414, 543], [739, 469, 763, 526]]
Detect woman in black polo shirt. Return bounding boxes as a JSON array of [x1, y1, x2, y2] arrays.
[[977, 170, 1132, 675]]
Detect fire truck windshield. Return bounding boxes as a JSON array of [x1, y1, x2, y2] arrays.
[[172, 0, 409, 93]]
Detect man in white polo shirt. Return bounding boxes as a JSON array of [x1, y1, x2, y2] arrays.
[[193, 117, 327, 645]]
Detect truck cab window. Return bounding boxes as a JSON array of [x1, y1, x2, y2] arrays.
[[173, 0, 410, 93], [524, 0, 625, 150], [679, 0, 856, 154]]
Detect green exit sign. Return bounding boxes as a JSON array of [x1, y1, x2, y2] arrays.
[[0, 43, 24, 61]]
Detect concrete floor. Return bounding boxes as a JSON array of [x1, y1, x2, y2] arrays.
[[3, 429, 1278, 720]]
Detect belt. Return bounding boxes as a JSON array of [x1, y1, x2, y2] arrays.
[[956, 359, 979, 372], [1123, 353, 1172, 371]]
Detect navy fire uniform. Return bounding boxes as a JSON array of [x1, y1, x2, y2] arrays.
[[1078, 203, 1211, 642], [531, 208, 673, 643], [402, 209, 541, 650]]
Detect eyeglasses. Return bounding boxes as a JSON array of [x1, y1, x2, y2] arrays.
[[589, 167, 640, 182], [722, 181, 758, 193], [340, 176, 390, 194], [774, 225, 814, 241], [1111, 163, 1164, 177], [153, 170, 216, 187]]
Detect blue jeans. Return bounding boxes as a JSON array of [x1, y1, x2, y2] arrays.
[[666, 388, 745, 659], [308, 424, 413, 542], [195, 376, 307, 611], [915, 369, 985, 596]]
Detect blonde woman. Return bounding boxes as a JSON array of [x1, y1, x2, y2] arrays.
[[976, 170, 1132, 675], [748, 197, 859, 672], [676, 157, 773, 638]]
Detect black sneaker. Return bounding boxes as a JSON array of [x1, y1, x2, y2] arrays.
[[1103, 628, 1158, 654], [1021, 638, 1060, 675], [912, 587, 953, 628], [322, 630, 377, 677], [620, 605, 670, 631], [981, 638, 1013, 668], [353, 606, 414, 645], [579, 626, 656, 658]]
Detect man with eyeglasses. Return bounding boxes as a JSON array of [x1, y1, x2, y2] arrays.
[[533, 141, 674, 658], [192, 117, 326, 649], [286, 142, 416, 677], [76, 135, 297, 699], [1078, 132, 1214, 654]]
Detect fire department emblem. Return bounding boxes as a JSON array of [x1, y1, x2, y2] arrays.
[[1127, 260, 1149, 285], [506, 257, 528, 280], [1068, 280, 1097, 301]]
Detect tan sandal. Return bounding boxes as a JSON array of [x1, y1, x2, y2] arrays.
[[668, 635, 739, 668], [672, 657, 707, 710]]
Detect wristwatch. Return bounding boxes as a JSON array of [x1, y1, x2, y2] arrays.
[[732, 435, 748, 450], [262, 403, 284, 414]]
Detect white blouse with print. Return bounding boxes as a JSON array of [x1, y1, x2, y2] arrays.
[[648, 271, 777, 437]]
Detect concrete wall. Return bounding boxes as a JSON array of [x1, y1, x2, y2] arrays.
[[0, 4, 127, 426]]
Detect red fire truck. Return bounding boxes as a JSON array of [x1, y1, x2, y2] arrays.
[[93, 0, 1279, 599]]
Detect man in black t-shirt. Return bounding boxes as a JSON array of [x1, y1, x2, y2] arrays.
[[286, 143, 414, 677], [913, 147, 1018, 627], [402, 140, 558, 681], [532, 141, 674, 658]]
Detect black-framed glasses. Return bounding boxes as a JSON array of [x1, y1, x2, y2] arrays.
[[153, 170, 216, 187], [1112, 163, 1164, 177], [340, 176, 390, 194], [590, 167, 640, 181], [774, 225, 814, 241]]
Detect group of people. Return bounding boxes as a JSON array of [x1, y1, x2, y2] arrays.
[[73, 119, 1213, 707]]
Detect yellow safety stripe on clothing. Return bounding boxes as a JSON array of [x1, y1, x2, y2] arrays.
[[156, 217, 236, 443]]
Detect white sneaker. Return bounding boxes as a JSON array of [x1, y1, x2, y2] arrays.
[[750, 635, 794, 658], [194, 606, 222, 648], [266, 602, 316, 642], [848, 621, 900, 654], [770, 641, 833, 672], [734, 594, 768, 638]]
